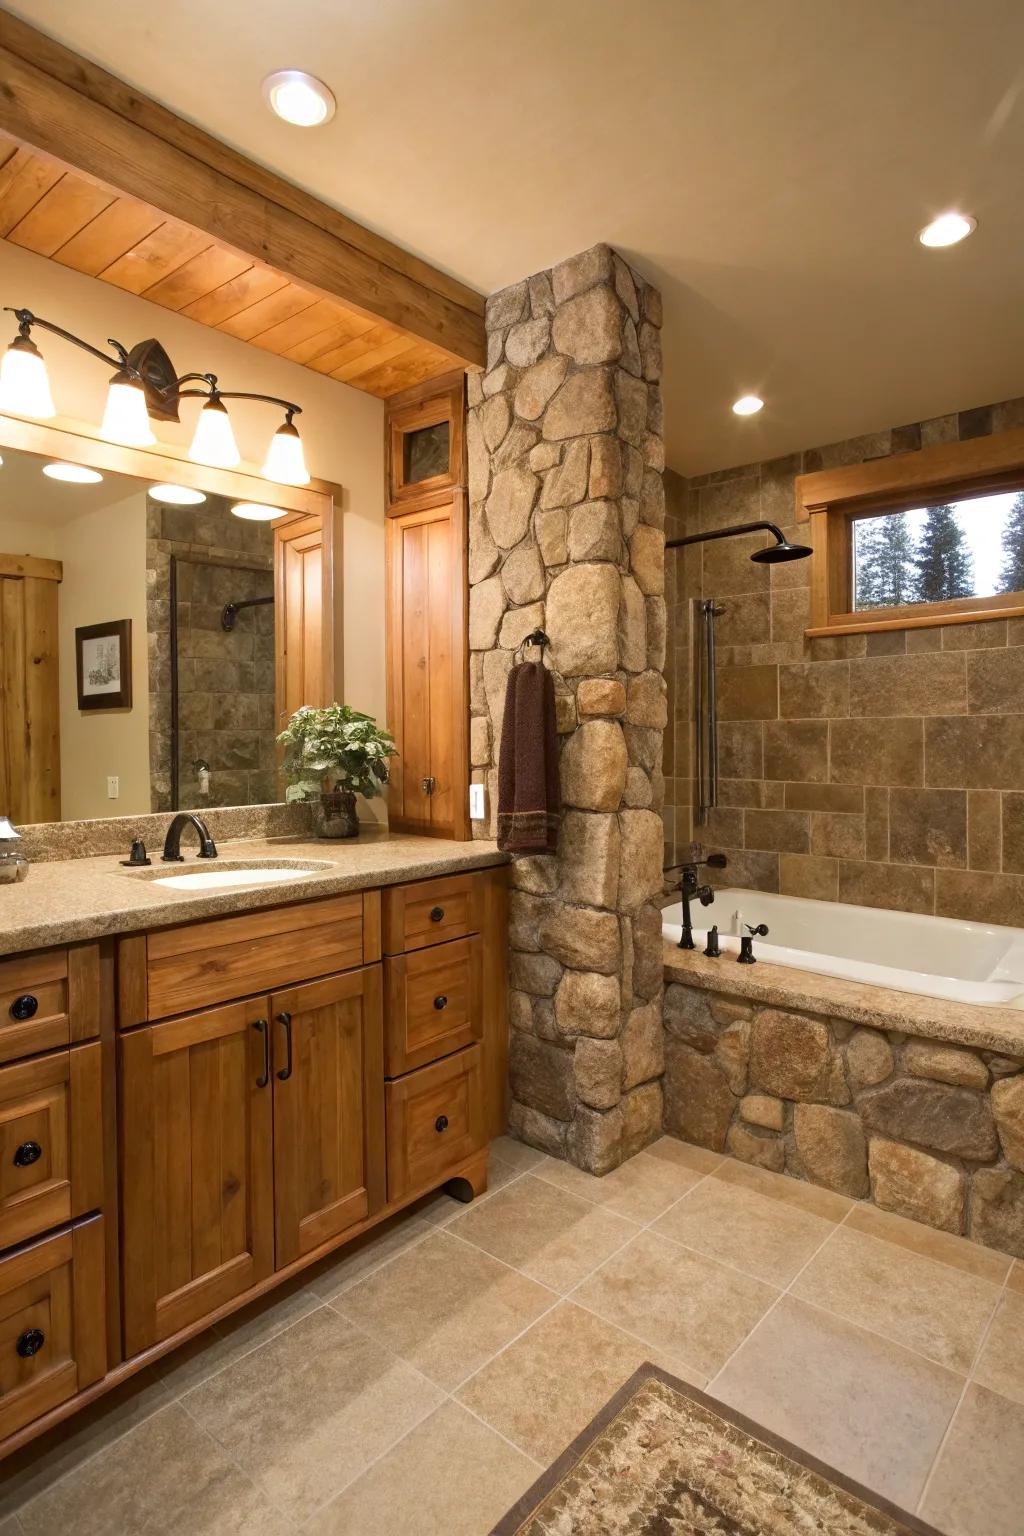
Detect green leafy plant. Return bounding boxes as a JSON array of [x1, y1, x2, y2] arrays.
[[277, 703, 397, 803]]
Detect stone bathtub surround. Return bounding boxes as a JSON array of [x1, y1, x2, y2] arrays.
[[467, 243, 667, 1174], [663, 949, 1024, 1260], [661, 395, 1024, 927]]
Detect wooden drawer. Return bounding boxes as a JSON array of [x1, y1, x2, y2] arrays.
[[386, 1045, 485, 1202], [0, 1044, 103, 1250], [124, 893, 373, 1022], [0, 1216, 106, 1442], [385, 935, 482, 1077], [0, 947, 100, 1065], [382, 873, 482, 954]]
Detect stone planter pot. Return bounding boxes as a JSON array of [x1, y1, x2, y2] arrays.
[[313, 789, 358, 839]]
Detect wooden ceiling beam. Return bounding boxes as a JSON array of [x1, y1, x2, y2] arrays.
[[0, 10, 486, 368]]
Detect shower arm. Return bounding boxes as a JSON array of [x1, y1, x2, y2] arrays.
[[666, 519, 788, 552]]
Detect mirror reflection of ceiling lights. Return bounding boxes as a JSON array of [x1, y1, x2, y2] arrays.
[[0, 306, 310, 486]]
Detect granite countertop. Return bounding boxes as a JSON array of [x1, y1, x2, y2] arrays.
[[1, 831, 508, 957], [663, 940, 1024, 1058]]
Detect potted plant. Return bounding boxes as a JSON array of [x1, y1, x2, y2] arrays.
[[277, 703, 397, 838]]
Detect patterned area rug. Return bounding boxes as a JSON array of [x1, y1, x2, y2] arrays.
[[491, 1365, 941, 1535]]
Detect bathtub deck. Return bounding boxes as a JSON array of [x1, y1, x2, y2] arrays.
[[664, 940, 1024, 1057]]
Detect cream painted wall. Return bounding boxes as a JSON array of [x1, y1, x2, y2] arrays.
[[55, 490, 151, 820], [0, 241, 388, 725]]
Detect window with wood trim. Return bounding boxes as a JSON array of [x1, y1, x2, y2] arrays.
[[796, 427, 1024, 636]]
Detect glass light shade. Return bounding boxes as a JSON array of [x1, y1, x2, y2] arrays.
[[148, 483, 206, 505], [262, 420, 309, 485], [101, 377, 155, 446], [731, 394, 764, 416], [0, 337, 56, 418], [189, 398, 240, 469], [232, 501, 281, 521]]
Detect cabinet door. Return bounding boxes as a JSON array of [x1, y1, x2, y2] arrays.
[[271, 967, 385, 1267], [0, 565, 61, 824], [275, 514, 330, 730], [385, 500, 468, 838], [120, 998, 274, 1356]]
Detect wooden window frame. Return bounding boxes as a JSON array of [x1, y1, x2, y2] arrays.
[[796, 425, 1024, 636]]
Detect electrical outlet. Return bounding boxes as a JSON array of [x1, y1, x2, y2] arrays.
[[106, 776, 119, 799], [469, 783, 486, 820]]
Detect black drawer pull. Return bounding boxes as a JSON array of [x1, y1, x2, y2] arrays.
[[13, 1141, 42, 1168], [429, 906, 445, 923], [435, 1115, 449, 1134], [433, 995, 448, 1011], [16, 1328, 45, 1358], [10, 995, 38, 1022]]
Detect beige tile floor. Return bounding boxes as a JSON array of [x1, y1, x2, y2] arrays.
[[2, 1134, 1023, 1535]]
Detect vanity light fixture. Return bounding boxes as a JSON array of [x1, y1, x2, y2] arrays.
[[42, 462, 103, 484], [231, 501, 281, 521], [262, 69, 336, 127], [0, 307, 310, 485], [147, 484, 207, 505], [918, 212, 977, 248], [731, 394, 764, 417]]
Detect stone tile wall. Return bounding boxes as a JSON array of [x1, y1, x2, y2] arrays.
[[467, 243, 667, 1173], [662, 397, 1024, 921], [664, 978, 1024, 1259]]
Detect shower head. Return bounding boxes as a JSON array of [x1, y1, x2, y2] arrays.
[[750, 536, 813, 564]]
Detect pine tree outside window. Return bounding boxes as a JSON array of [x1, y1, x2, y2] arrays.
[[851, 487, 1022, 615]]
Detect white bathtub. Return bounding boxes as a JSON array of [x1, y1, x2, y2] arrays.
[[661, 887, 1024, 1008]]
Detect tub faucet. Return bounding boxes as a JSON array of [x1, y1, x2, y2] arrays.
[[671, 846, 728, 950], [161, 812, 218, 863], [737, 921, 769, 964]]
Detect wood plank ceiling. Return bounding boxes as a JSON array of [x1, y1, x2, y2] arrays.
[[0, 132, 464, 400]]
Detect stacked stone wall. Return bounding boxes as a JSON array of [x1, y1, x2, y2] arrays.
[[467, 243, 666, 1172]]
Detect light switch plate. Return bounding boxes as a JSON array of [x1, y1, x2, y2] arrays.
[[106, 776, 119, 799], [469, 783, 486, 820]]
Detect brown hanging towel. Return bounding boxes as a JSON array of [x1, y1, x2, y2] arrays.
[[496, 660, 560, 854]]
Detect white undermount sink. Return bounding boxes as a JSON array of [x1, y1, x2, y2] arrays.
[[153, 865, 322, 892]]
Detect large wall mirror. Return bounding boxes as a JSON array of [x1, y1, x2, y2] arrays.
[[0, 417, 339, 828]]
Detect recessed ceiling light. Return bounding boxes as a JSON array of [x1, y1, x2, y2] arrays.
[[148, 483, 207, 505], [231, 502, 280, 522], [918, 212, 977, 248], [42, 462, 103, 484], [731, 395, 764, 417], [262, 69, 336, 127]]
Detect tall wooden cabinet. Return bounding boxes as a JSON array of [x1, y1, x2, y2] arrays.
[[385, 376, 469, 839]]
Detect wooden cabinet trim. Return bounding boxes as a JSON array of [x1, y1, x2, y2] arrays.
[[0, 1042, 102, 1250]]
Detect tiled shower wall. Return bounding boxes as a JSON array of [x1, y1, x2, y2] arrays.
[[663, 396, 1024, 923]]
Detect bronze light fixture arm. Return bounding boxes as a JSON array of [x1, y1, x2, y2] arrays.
[[3, 307, 302, 424]]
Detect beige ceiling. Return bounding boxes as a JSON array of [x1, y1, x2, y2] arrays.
[[6, 0, 1024, 474]]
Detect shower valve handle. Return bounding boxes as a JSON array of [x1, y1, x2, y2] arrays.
[[744, 922, 769, 937]]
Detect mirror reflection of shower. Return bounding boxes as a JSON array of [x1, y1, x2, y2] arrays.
[[148, 487, 280, 811]]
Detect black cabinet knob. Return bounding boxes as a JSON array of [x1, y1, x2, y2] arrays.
[[433, 995, 448, 1011], [435, 1115, 449, 1134], [13, 1141, 42, 1168], [429, 906, 445, 923], [10, 995, 38, 1021], [16, 1328, 45, 1358]]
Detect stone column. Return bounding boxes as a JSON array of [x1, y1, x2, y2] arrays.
[[467, 243, 666, 1174]]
